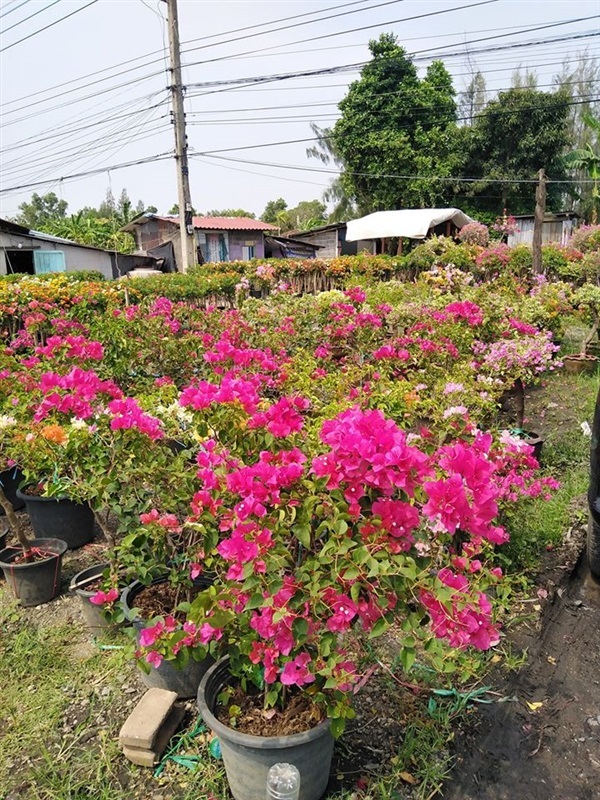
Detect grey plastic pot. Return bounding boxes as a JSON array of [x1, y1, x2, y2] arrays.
[[70, 563, 112, 631], [0, 538, 68, 606], [16, 488, 94, 550], [197, 658, 334, 800], [0, 466, 25, 514], [121, 576, 214, 699]]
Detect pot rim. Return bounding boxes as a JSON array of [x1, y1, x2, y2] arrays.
[[0, 538, 68, 569], [197, 656, 331, 750], [121, 574, 214, 623], [15, 486, 80, 503], [563, 353, 599, 362], [69, 562, 110, 596]]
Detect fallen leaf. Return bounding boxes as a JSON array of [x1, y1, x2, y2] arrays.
[[533, 604, 542, 611], [547, 656, 557, 665], [399, 771, 417, 785], [526, 701, 544, 712], [491, 654, 502, 663]]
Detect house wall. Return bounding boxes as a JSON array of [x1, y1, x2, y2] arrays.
[[227, 231, 265, 260], [135, 218, 178, 251], [0, 232, 113, 278], [291, 229, 340, 258], [508, 218, 576, 247]]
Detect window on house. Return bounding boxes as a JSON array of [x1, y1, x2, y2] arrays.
[[242, 245, 255, 260], [33, 251, 66, 274]]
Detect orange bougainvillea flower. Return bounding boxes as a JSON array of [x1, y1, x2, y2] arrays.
[[40, 424, 68, 445]]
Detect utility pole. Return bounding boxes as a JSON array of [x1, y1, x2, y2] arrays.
[[532, 168, 546, 274], [165, 0, 196, 273]]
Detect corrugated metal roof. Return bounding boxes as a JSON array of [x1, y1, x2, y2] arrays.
[[154, 215, 277, 231]]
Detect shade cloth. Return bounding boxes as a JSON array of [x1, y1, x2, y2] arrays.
[[345, 208, 474, 241]]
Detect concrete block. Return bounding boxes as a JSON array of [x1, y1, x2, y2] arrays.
[[119, 687, 178, 750], [121, 704, 186, 767]]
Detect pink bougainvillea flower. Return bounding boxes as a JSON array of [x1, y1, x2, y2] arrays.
[[280, 653, 315, 687], [89, 587, 119, 606]]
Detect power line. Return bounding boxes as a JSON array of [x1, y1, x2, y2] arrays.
[[0, 0, 60, 34], [185, 30, 600, 95], [0, 0, 100, 53], [181, 0, 501, 71], [196, 152, 596, 185], [190, 96, 598, 156], [0, 0, 30, 21], [0, 152, 174, 195], [182, 8, 596, 73], [0, 0, 377, 109]]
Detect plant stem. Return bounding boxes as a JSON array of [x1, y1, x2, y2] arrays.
[[0, 485, 32, 558], [514, 378, 525, 431]]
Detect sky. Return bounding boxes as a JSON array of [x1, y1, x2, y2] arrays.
[[0, 0, 599, 220]]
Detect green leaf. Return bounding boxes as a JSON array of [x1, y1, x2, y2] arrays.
[[369, 617, 388, 638], [292, 524, 311, 548], [329, 717, 346, 739], [400, 647, 416, 672]]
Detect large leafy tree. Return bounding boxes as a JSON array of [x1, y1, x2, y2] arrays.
[[330, 34, 462, 213], [16, 192, 68, 228], [261, 198, 288, 224], [461, 87, 571, 214], [307, 123, 357, 222]]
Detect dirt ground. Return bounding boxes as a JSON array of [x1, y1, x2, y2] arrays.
[[445, 545, 600, 800], [445, 373, 600, 800]]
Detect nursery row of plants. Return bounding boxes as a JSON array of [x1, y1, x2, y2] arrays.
[[1, 231, 600, 797]]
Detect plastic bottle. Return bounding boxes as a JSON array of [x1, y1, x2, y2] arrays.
[[266, 762, 301, 800]]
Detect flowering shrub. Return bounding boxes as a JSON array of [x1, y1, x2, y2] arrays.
[[491, 215, 519, 239], [570, 224, 600, 253], [458, 222, 489, 247]]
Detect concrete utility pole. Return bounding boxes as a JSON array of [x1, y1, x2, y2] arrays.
[[165, 0, 196, 272], [532, 168, 547, 274]]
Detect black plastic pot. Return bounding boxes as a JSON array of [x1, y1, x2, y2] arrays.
[[70, 562, 112, 631], [121, 576, 214, 699], [520, 431, 544, 463], [0, 538, 68, 606], [16, 488, 94, 549], [197, 658, 334, 800], [0, 466, 25, 514]]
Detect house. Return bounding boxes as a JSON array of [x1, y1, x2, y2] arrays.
[[507, 211, 580, 247], [122, 214, 279, 267], [0, 217, 154, 279], [287, 222, 376, 259]]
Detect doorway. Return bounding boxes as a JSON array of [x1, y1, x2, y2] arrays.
[[5, 249, 34, 274]]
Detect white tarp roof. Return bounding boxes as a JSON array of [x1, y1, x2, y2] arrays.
[[345, 208, 475, 241]]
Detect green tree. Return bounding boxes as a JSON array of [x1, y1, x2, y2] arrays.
[[168, 203, 197, 215], [205, 208, 255, 218], [286, 199, 327, 230], [16, 192, 68, 228], [43, 213, 136, 253], [462, 87, 571, 214], [261, 198, 288, 224], [564, 113, 600, 223], [330, 34, 461, 213]]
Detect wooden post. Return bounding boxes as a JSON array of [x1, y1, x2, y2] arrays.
[[532, 168, 546, 274]]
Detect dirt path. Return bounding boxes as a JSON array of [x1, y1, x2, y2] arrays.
[[444, 550, 600, 800]]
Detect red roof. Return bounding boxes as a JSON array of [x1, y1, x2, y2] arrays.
[[157, 215, 277, 231]]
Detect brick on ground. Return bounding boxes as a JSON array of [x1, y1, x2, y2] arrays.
[[119, 687, 178, 750], [121, 704, 186, 767]]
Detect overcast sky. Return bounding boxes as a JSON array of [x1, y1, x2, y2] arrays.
[[0, 0, 599, 220]]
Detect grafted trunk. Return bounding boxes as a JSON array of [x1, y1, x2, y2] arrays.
[[588, 383, 600, 576]]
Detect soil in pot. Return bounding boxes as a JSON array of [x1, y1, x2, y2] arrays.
[[69, 563, 112, 631], [0, 467, 25, 514], [0, 538, 68, 606], [16, 487, 94, 549], [198, 658, 334, 800], [563, 354, 599, 376], [122, 577, 214, 699], [215, 684, 324, 737]]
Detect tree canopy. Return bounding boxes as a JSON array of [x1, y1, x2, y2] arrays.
[[331, 34, 461, 214]]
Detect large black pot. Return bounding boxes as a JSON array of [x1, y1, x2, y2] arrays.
[[0, 538, 68, 606], [0, 466, 25, 514], [121, 576, 214, 699], [197, 658, 334, 800], [16, 488, 94, 550]]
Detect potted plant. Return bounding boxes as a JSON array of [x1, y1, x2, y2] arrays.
[[564, 284, 600, 374], [123, 390, 554, 800], [0, 484, 67, 607]]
